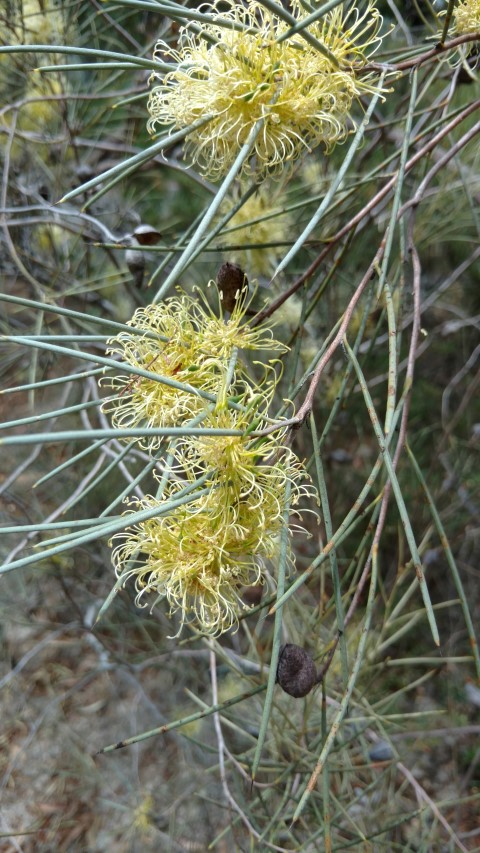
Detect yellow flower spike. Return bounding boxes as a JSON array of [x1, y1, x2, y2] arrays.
[[105, 288, 319, 636], [438, 0, 480, 67], [147, 1, 386, 179], [110, 386, 318, 636], [219, 186, 293, 277], [112, 435, 316, 636], [7, 0, 66, 44], [193, 284, 288, 356], [101, 297, 220, 450], [176, 387, 317, 529], [100, 288, 285, 451], [111, 492, 268, 636], [453, 0, 480, 36]]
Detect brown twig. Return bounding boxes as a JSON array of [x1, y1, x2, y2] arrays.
[[363, 31, 480, 74]]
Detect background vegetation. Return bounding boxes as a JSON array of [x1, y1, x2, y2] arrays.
[[1, 0, 479, 850]]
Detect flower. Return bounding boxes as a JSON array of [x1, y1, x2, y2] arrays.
[[7, 0, 66, 44], [100, 288, 287, 450], [219, 186, 292, 277], [111, 489, 270, 636], [190, 284, 288, 356], [110, 386, 318, 636], [104, 291, 319, 637], [437, 0, 480, 67], [177, 389, 316, 527], [0, 0, 67, 104], [111, 415, 316, 636], [101, 295, 223, 450], [453, 0, 480, 36], [147, 1, 385, 179]]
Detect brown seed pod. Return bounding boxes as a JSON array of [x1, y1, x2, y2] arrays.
[[276, 643, 317, 698], [216, 262, 249, 314]]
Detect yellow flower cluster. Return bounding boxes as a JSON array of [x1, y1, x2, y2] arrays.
[[7, 0, 66, 44], [438, 0, 480, 67], [147, 1, 385, 179], [101, 288, 286, 451], [454, 0, 480, 36], [219, 187, 292, 277], [112, 489, 267, 635], [104, 285, 317, 635], [0, 1, 69, 160]]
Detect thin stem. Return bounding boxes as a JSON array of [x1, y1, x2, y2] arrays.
[[343, 339, 439, 647]]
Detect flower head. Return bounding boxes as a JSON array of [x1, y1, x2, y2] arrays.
[[111, 410, 316, 637], [103, 287, 319, 637], [192, 284, 288, 356], [112, 488, 272, 636], [147, 1, 385, 179], [101, 288, 286, 450], [453, 0, 480, 36], [219, 186, 292, 277], [177, 389, 315, 525], [110, 382, 318, 636], [437, 0, 480, 67], [7, 0, 66, 44]]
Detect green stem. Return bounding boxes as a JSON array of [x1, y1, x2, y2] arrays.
[[344, 339, 439, 647], [251, 481, 291, 781]]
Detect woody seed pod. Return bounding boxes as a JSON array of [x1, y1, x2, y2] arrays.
[[216, 262, 249, 314], [276, 643, 317, 698]]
